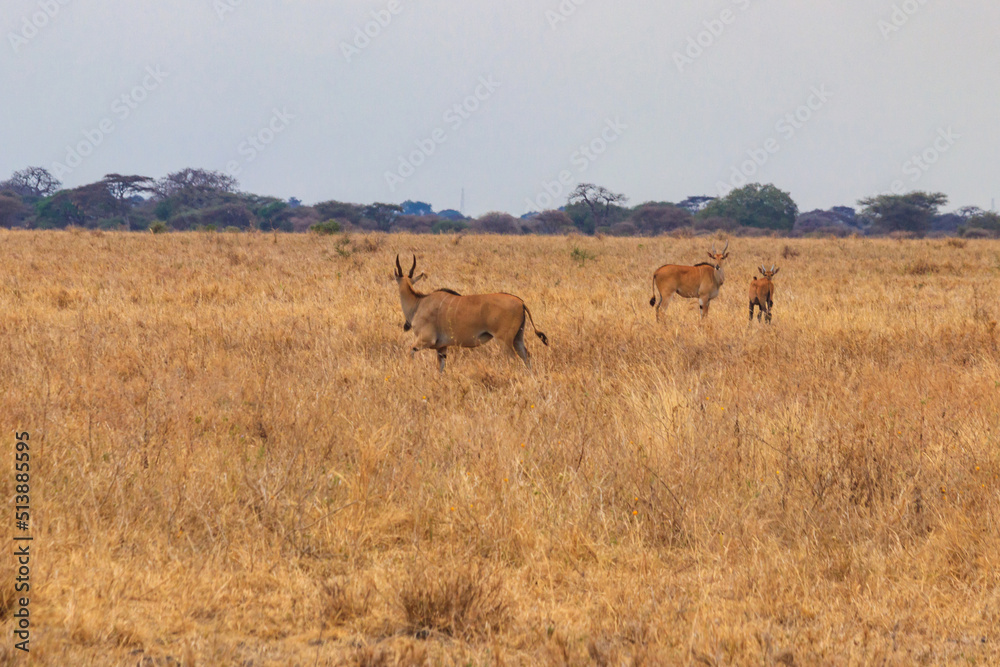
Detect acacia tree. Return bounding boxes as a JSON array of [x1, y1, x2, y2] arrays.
[[568, 183, 629, 233], [155, 168, 239, 208], [363, 202, 403, 232], [532, 210, 574, 234], [956, 206, 985, 221], [857, 191, 948, 236], [629, 202, 693, 235], [35, 192, 83, 228], [472, 211, 518, 234], [1, 167, 61, 199], [401, 200, 433, 216], [70, 183, 117, 227], [962, 210, 1000, 236], [35, 185, 115, 229], [676, 195, 716, 214], [315, 200, 364, 226], [700, 183, 798, 231], [102, 174, 155, 229], [254, 198, 291, 231]]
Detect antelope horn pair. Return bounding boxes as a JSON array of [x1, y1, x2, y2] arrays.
[[395, 254, 417, 279], [759, 263, 776, 274], [711, 240, 730, 254]]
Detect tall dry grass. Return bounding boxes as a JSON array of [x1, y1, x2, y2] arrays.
[[0, 229, 997, 665]]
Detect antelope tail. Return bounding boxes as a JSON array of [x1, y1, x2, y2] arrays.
[[649, 278, 657, 307], [524, 305, 549, 346]]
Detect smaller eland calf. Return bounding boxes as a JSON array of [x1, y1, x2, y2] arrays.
[[748, 264, 779, 323]]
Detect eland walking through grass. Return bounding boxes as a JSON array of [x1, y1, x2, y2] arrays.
[[749, 263, 779, 323], [392, 255, 548, 372], [649, 240, 729, 321]]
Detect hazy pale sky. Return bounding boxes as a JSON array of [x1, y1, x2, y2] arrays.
[[3, 1, 997, 216]]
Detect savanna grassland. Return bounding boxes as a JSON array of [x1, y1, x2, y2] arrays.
[[1, 230, 998, 666]]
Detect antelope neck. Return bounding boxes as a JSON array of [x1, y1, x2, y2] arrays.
[[399, 280, 424, 324]]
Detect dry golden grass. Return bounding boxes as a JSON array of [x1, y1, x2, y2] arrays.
[[0, 230, 998, 665]]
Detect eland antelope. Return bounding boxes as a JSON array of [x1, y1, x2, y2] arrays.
[[392, 255, 548, 372], [748, 264, 779, 323], [649, 240, 729, 321]]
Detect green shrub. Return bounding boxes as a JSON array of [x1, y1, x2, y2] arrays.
[[335, 236, 353, 257], [311, 220, 342, 235], [571, 247, 596, 266], [149, 221, 168, 234], [431, 220, 468, 234]]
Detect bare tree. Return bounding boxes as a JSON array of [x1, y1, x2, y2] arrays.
[[1, 166, 62, 198], [568, 183, 628, 231]]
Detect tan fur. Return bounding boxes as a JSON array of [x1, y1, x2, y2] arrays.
[[650, 241, 729, 321], [393, 255, 548, 372], [749, 264, 779, 323]]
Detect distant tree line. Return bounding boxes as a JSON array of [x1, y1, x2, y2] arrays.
[[1, 166, 997, 238]]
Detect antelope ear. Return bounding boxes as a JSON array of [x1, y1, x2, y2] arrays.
[[412, 272, 427, 284], [772, 267, 780, 276], [722, 252, 729, 260], [708, 252, 714, 259]]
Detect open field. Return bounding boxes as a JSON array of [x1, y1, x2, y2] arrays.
[[1, 230, 998, 665]]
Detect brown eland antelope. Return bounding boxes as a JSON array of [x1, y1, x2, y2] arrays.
[[392, 255, 548, 372], [748, 263, 779, 323], [649, 240, 729, 321]]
